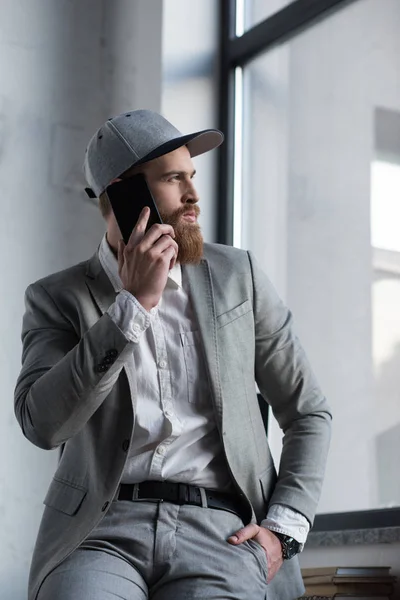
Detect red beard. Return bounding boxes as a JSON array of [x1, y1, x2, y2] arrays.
[[159, 205, 204, 265]]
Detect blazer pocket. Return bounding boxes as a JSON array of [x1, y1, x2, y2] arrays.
[[217, 299, 252, 329], [44, 478, 87, 516], [259, 464, 277, 505]]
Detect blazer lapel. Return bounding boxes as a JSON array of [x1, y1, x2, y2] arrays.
[[184, 259, 223, 424], [85, 252, 117, 315]]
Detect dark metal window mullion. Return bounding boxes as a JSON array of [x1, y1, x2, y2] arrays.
[[217, 0, 237, 246], [229, 0, 358, 66]]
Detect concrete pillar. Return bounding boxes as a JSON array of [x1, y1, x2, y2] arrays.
[[0, 1, 163, 596]]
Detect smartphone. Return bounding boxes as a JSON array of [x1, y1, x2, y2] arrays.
[[106, 173, 163, 244]]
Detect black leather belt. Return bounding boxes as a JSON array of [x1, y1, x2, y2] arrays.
[[118, 481, 247, 522]]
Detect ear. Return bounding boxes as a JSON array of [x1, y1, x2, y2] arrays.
[[109, 178, 123, 186]]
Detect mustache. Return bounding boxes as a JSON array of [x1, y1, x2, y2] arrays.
[[176, 205, 200, 218], [160, 204, 200, 223]]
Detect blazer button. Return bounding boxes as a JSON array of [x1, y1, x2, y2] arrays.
[[101, 501, 109, 512], [106, 349, 118, 358], [122, 439, 129, 452]]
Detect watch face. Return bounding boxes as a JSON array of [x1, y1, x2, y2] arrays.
[[283, 540, 300, 559], [276, 534, 300, 560]]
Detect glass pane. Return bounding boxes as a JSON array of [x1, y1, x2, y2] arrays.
[[239, 0, 400, 514], [241, 0, 292, 33]]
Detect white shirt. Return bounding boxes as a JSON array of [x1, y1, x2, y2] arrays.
[[99, 235, 309, 547]]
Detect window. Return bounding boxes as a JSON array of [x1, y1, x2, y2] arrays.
[[218, 0, 400, 526], [239, 0, 292, 33]]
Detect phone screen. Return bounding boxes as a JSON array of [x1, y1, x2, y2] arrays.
[[106, 174, 163, 244]]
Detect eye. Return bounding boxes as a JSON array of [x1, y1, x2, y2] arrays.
[[168, 174, 180, 182]]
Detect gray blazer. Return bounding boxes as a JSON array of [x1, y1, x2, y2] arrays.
[[15, 242, 331, 600]]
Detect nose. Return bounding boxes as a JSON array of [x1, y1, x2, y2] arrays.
[[182, 179, 199, 204]]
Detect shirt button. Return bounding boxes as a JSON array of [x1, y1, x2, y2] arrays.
[[159, 360, 167, 369], [156, 446, 166, 456], [132, 324, 141, 333]]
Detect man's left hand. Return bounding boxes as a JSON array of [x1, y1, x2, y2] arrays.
[[228, 524, 283, 583]]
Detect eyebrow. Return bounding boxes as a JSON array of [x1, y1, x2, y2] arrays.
[[161, 169, 197, 179]]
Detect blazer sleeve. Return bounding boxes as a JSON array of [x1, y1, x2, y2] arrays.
[[248, 250, 332, 525], [14, 282, 129, 450]]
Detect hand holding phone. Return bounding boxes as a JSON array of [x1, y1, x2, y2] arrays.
[[108, 175, 178, 311]]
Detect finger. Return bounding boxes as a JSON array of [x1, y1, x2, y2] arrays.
[[166, 238, 178, 269], [148, 235, 178, 267], [149, 235, 178, 257], [227, 523, 260, 545], [169, 247, 178, 270], [161, 243, 178, 270], [138, 223, 176, 253], [147, 239, 178, 268], [126, 207, 150, 250], [163, 245, 176, 262]]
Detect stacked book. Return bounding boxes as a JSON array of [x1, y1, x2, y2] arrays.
[[300, 566, 397, 599]]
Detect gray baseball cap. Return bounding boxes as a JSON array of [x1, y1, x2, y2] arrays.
[[83, 109, 224, 198]]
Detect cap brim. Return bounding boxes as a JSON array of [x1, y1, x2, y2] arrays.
[[135, 129, 224, 167]]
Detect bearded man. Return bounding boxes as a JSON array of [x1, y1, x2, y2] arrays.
[[15, 110, 331, 600]]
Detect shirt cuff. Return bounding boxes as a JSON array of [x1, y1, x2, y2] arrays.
[[107, 290, 153, 343], [261, 503, 310, 550]]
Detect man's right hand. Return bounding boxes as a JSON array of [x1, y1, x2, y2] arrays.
[[117, 207, 178, 312]]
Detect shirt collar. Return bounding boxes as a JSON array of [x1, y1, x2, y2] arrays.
[[98, 234, 182, 292], [168, 262, 182, 288]]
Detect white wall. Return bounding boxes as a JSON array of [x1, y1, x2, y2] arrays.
[[0, 1, 163, 597], [102, 0, 163, 115], [161, 0, 220, 242]]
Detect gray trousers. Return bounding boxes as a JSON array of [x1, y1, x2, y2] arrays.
[[38, 497, 269, 599]]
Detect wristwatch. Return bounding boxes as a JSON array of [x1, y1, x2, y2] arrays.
[[272, 532, 301, 560]]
